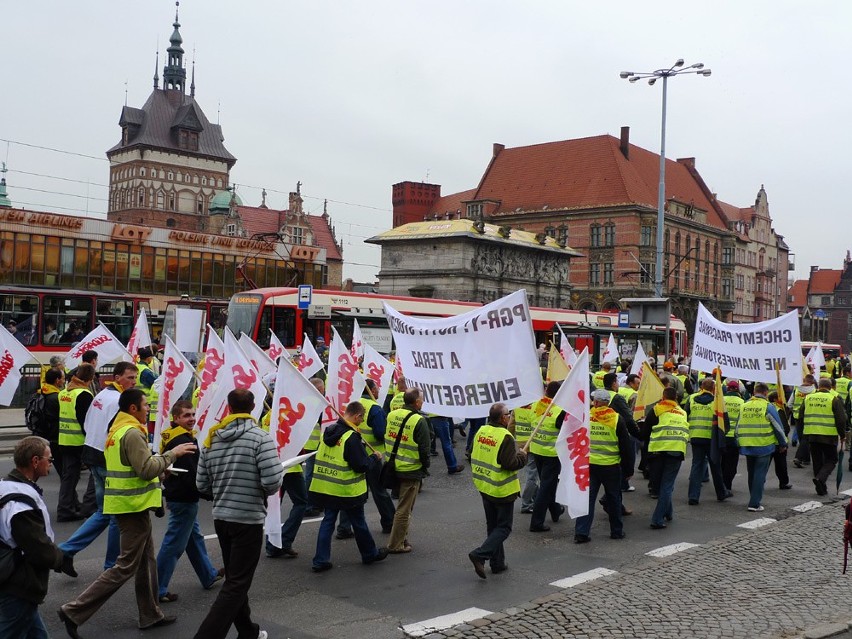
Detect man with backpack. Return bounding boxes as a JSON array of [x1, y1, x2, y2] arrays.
[[0, 436, 77, 637], [27, 368, 65, 479]]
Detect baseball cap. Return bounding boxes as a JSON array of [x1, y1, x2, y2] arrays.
[[726, 379, 740, 390]]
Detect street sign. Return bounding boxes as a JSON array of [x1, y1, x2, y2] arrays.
[[618, 311, 629, 328], [308, 304, 331, 319], [298, 284, 312, 310], [813, 309, 826, 319]]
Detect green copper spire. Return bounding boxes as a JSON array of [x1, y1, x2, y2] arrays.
[[0, 163, 12, 208]]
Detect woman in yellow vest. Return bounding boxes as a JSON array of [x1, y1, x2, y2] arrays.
[[574, 390, 633, 543], [308, 401, 388, 572], [468, 403, 528, 578]]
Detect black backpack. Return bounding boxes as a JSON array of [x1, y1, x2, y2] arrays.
[[24, 392, 47, 436]]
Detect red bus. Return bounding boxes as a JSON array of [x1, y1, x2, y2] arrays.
[[0, 285, 150, 364], [225, 287, 688, 361]]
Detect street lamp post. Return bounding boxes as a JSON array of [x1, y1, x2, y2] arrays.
[[619, 60, 711, 300]]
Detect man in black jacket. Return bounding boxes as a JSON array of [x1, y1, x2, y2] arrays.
[[308, 402, 388, 572], [0, 436, 76, 637], [155, 401, 222, 602]]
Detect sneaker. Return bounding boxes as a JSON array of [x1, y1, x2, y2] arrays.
[[779, 483, 792, 490], [622, 485, 636, 492], [747, 505, 765, 512], [364, 547, 389, 565], [258, 631, 269, 639], [688, 499, 699, 505], [448, 464, 465, 475], [793, 459, 803, 469]]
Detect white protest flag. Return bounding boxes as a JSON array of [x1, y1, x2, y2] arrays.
[[351, 319, 365, 363], [265, 356, 330, 548], [804, 345, 816, 371], [200, 329, 267, 439], [194, 326, 226, 440], [558, 325, 578, 371], [690, 303, 802, 386], [295, 334, 323, 380], [553, 349, 591, 518], [267, 330, 286, 361], [630, 341, 648, 377], [362, 342, 394, 408], [601, 333, 619, 364], [810, 342, 826, 371], [326, 326, 366, 412], [0, 324, 34, 406], [126, 308, 152, 361], [384, 290, 542, 418], [238, 333, 277, 379], [152, 335, 195, 452], [65, 323, 133, 369]]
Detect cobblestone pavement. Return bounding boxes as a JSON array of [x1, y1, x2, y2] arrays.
[[415, 501, 852, 639]]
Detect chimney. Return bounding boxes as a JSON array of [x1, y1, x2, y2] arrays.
[[811, 265, 819, 273], [493, 143, 505, 157], [619, 126, 629, 159]]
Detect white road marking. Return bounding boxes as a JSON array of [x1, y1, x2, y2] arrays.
[[645, 542, 699, 558], [842, 489, 852, 497], [402, 607, 492, 637], [792, 501, 823, 512], [737, 518, 777, 529], [203, 534, 217, 540], [550, 567, 617, 588]]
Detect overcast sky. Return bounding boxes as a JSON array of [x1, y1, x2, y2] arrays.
[[2, 1, 848, 286]]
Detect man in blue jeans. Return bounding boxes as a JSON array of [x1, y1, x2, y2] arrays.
[[156, 401, 222, 602], [59, 361, 139, 570], [736, 382, 787, 511], [309, 401, 388, 572]]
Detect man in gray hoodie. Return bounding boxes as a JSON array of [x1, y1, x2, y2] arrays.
[[194, 389, 283, 639]]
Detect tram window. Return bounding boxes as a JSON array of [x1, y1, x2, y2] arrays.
[[271, 308, 295, 349], [257, 307, 273, 348], [45, 296, 93, 345], [97, 299, 135, 343], [0, 295, 38, 346]]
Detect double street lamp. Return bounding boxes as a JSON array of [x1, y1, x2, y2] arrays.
[[620, 60, 711, 299]]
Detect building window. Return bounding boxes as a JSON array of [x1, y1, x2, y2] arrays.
[[722, 278, 732, 298], [590, 225, 601, 247], [202, 176, 208, 186], [166, 218, 176, 228], [466, 203, 483, 219], [140, 167, 146, 177], [197, 195, 205, 214], [226, 224, 237, 237], [589, 263, 600, 286], [722, 246, 733, 265], [640, 225, 653, 247], [640, 263, 653, 284], [604, 224, 615, 247], [603, 262, 614, 286], [137, 187, 144, 206], [557, 225, 568, 246], [169, 193, 176, 211], [822, 296, 831, 306], [736, 274, 744, 289], [838, 296, 847, 305], [291, 227, 305, 245], [167, 172, 174, 181], [684, 269, 690, 289]]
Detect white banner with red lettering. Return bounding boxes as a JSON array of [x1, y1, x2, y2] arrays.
[[198, 329, 267, 440], [295, 334, 323, 380], [238, 334, 277, 379], [152, 335, 195, 452], [363, 342, 394, 408], [326, 327, 365, 412], [631, 341, 648, 377], [265, 357, 330, 547], [384, 290, 542, 419], [268, 330, 286, 362], [554, 349, 591, 519], [602, 333, 619, 364], [0, 324, 34, 406], [65, 323, 133, 369], [193, 326, 226, 440], [126, 308, 152, 361]]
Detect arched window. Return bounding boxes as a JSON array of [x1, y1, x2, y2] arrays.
[[166, 218, 176, 228], [157, 190, 165, 209], [137, 186, 145, 206]]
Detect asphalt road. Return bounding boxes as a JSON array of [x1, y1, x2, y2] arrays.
[[15, 442, 852, 639]]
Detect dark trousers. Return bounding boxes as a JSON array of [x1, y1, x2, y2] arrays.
[[687, 439, 726, 501], [773, 447, 790, 486], [810, 440, 838, 484], [574, 464, 623, 537], [530, 454, 562, 529], [58, 445, 84, 519], [470, 495, 513, 570], [650, 454, 682, 526], [194, 520, 262, 639], [338, 463, 395, 533], [721, 442, 740, 491], [794, 421, 811, 463]]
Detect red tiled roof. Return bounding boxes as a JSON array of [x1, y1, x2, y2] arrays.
[[787, 279, 808, 308], [468, 134, 726, 229], [808, 269, 842, 295], [428, 188, 477, 216], [235, 205, 342, 261]]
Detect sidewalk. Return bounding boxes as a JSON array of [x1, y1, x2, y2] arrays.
[[416, 499, 852, 639], [0, 408, 25, 429], [0, 409, 31, 455]]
